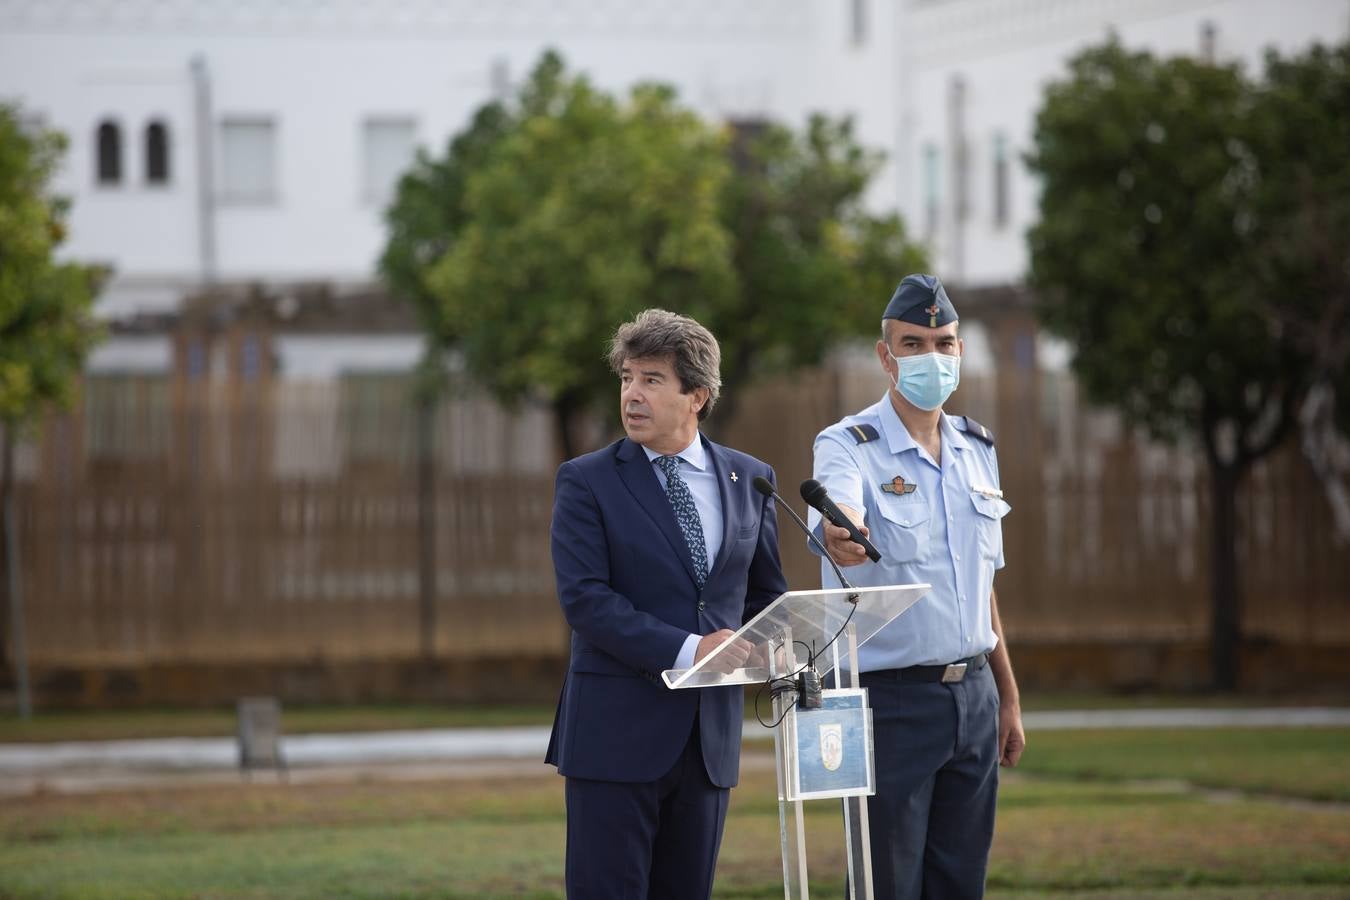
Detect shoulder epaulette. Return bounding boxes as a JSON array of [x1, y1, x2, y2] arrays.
[[957, 416, 994, 445], [846, 423, 880, 445]]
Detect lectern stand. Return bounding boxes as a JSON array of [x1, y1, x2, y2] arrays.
[[663, 583, 929, 899]]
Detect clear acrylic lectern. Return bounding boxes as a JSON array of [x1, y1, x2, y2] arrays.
[[663, 583, 929, 900]]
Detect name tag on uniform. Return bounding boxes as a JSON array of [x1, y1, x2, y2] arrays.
[[972, 484, 1003, 499]]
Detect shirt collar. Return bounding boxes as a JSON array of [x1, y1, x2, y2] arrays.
[[876, 393, 918, 456], [641, 433, 708, 471], [874, 392, 970, 456], [941, 412, 971, 453]]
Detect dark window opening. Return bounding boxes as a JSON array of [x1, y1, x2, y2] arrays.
[[97, 120, 122, 185], [146, 120, 170, 184]]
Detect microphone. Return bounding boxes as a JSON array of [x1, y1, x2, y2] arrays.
[[752, 476, 855, 593], [800, 479, 882, 563], [752, 475, 841, 709]]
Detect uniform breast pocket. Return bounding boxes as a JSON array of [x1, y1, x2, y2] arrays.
[[970, 491, 1011, 561], [876, 501, 931, 563]]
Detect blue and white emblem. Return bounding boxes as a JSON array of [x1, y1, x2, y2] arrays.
[[819, 723, 843, 772]]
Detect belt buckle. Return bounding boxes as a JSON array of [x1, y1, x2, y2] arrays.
[[940, 663, 967, 684]]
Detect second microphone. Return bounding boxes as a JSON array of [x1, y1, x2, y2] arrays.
[[799, 479, 882, 563]]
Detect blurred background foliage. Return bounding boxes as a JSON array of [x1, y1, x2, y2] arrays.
[[381, 50, 926, 459], [1026, 36, 1350, 689]]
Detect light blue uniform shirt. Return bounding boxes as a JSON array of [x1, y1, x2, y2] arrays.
[[809, 394, 1011, 672], [643, 434, 724, 670]]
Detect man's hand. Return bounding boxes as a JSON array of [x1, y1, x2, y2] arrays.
[[695, 629, 752, 674], [998, 702, 1025, 767], [822, 504, 871, 567], [743, 640, 771, 669]]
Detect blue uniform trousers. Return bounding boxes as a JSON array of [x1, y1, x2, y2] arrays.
[[564, 720, 730, 899], [862, 663, 1000, 899]]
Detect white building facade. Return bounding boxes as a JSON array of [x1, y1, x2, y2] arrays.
[[0, 0, 1345, 318], [897, 0, 1350, 287]]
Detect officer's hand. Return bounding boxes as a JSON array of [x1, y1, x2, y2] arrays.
[[822, 504, 871, 567], [999, 704, 1025, 767], [695, 629, 752, 673]]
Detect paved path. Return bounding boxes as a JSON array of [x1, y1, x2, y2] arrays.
[[2, 707, 1347, 796]]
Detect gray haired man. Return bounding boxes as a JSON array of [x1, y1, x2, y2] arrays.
[[546, 309, 788, 898]]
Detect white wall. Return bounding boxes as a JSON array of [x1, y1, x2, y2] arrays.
[[792, 0, 906, 213], [0, 0, 822, 316], [0, 39, 200, 277], [897, 0, 1350, 287], [3, 0, 1347, 318]]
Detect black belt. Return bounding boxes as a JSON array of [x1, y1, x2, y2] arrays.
[[866, 653, 989, 684]]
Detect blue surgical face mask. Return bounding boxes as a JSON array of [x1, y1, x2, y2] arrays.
[[890, 351, 960, 411]]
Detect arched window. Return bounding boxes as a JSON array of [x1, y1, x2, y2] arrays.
[[145, 120, 170, 184], [96, 119, 122, 185]]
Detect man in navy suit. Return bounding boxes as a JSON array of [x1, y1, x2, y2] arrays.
[[546, 308, 788, 899]]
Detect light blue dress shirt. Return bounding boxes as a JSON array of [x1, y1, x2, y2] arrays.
[[642, 434, 724, 670], [809, 394, 1011, 671]]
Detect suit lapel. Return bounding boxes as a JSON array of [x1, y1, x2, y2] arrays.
[[615, 438, 700, 588], [703, 437, 741, 581]]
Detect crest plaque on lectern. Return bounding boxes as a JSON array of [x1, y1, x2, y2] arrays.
[[785, 688, 874, 801]]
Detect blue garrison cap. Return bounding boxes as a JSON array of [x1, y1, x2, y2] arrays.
[[882, 274, 958, 328]]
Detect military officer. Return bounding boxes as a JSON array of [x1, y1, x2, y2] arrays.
[[808, 274, 1025, 899]]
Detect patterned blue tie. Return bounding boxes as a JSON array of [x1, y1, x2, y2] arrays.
[[656, 455, 709, 588]]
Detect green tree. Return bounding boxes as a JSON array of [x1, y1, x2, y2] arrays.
[[381, 101, 514, 351], [0, 105, 102, 716], [380, 101, 514, 658], [382, 51, 926, 460], [1026, 37, 1349, 690], [424, 52, 735, 459], [712, 116, 926, 421], [1248, 42, 1350, 534]]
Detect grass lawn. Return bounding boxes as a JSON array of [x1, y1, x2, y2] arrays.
[[1, 727, 1347, 898], [1018, 727, 1350, 803]]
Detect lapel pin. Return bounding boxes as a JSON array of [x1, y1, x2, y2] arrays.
[[729, 471, 738, 483], [881, 475, 916, 495]]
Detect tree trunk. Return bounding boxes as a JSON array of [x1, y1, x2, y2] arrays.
[[1208, 461, 1242, 692], [2, 428, 31, 718], [415, 393, 437, 660]]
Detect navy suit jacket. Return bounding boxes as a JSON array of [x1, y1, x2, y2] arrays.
[[545, 434, 787, 788]]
